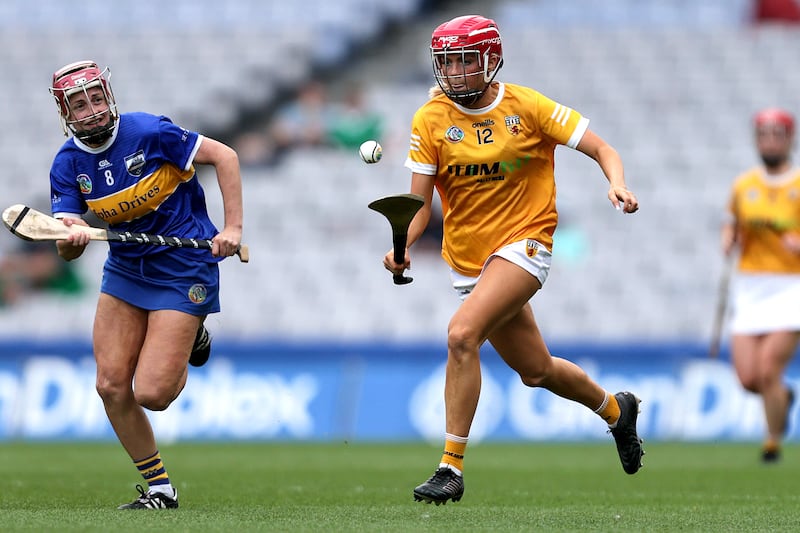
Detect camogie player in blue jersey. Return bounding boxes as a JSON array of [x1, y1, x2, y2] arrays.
[[48, 60, 244, 509]]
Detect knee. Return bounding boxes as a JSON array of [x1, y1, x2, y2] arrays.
[[96, 374, 132, 406], [518, 360, 552, 388], [132, 377, 178, 411], [134, 388, 175, 412], [447, 321, 482, 360], [738, 369, 769, 393], [519, 373, 546, 388], [739, 377, 759, 393]]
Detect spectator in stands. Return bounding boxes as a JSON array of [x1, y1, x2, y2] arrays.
[[265, 81, 336, 165], [721, 107, 799, 463], [0, 236, 85, 306], [233, 80, 385, 168], [47, 60, 243, 509], [327, 82, 384, 151], [382, 15, 643, 505], [233, 81, 335, 168]]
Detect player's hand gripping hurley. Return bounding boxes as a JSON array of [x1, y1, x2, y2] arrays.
[[2, 204, 249, 262], [369, 193, 424, 285]]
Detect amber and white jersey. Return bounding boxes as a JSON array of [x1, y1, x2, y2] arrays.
[[728, 167, 800, 274], [405, 82, 589, 277]]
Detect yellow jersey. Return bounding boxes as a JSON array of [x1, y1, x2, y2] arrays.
[[728, 167, 800, 273], [405, 82, 589, 276]]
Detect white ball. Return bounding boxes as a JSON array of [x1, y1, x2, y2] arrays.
[[358, 140, 382, 164]]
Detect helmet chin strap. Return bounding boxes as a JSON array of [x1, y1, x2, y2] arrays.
[[449, 91, 482, 106], [74, 120, 115, 146]]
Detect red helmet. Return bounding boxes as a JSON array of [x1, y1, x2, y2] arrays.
[[50, 60, 118, 144], [754, 107, 794, 135], [430, 15, 503, 106]]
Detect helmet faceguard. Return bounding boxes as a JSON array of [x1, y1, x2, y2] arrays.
[[50, 61, 118, 145], [430, 15, 503, 106]]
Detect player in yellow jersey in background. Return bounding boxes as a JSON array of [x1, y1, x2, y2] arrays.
[[381, 15, 643, 505], [722, 108, 799, 463]]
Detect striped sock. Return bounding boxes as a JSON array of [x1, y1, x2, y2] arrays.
[[134, 450, 172, 495], [440, 433, 468, 474]]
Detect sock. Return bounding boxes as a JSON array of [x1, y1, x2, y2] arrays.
[[595, 391, 621, 428], [763, 438, 780, 453], [440, 433, 468, 474], [134, 450, 173, 496]]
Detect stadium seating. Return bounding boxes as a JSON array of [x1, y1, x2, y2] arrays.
[[2, 0, 800, 345]]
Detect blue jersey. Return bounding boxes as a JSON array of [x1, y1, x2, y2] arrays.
[[49, 112, 220, 263]]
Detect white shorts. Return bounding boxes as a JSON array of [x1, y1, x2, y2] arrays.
[[450, 239, 552, 300], [729, 273, 800, 334]]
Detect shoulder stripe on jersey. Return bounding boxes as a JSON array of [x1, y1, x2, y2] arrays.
[[551, 104, 572, 127], [410, 134, 422, 152]]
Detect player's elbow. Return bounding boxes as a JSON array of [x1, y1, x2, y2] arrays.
[[218, 143, 239, 167]]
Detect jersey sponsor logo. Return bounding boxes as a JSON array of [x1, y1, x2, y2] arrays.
[[445, 125, 465, 143], [124, 150, 146, 177], [89, 184, 162, 222], [447, 156, 532, 183], [86, 164, 193, 224], [505, 115, 521, 135], [188, 283, 207, 304], [745, 217, 796, 231], [98, 159, 112, 169], [76, 174, 92, 194]]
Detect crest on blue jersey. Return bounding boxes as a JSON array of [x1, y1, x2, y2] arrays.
[[445, 126, 464, 143], [76, 174, 92, 194], [124, 150, 146, 177]]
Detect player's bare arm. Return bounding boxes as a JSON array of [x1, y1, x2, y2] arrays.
[[721, 219, 738, 256], [577, 129, 638, 213], [194, 136, 243, 258]]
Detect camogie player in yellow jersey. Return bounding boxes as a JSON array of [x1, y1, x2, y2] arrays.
[[722, 108, 799, 463], [382, 15, 643, 505]]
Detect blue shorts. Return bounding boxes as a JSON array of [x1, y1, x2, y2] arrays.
[[100, 252, 221, 315]]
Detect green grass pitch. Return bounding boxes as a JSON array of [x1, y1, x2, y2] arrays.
[[1, 441, 799, 531]]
